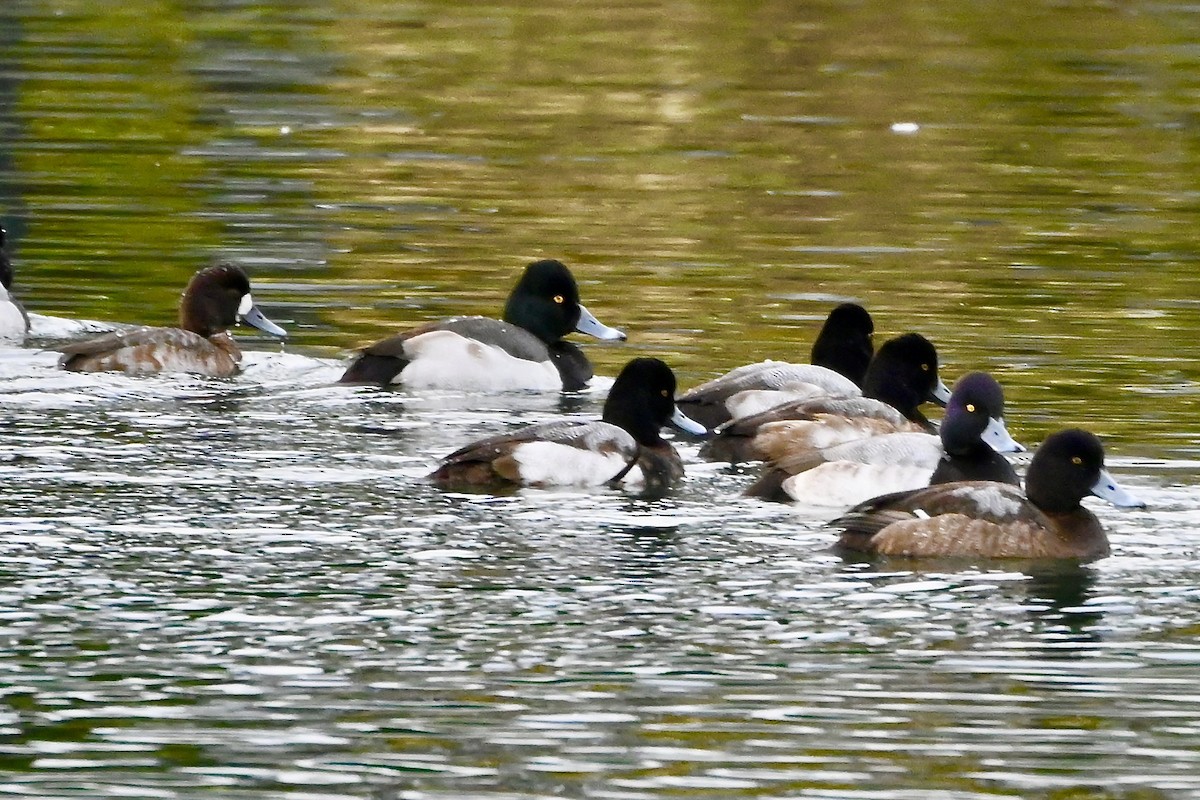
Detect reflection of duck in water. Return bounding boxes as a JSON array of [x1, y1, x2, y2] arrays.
[[1022, 562, 1103, 639]]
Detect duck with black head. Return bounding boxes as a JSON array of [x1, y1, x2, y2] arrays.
[[675, 303, 874, 429], [0, 226, 30, 343], [701, 332, 952, 463], [430, 357, 705, 491], [810, 302, 874, 387], [339, 259, 625, 391], [830, 428, 1145, 560], [745, 371, 1024, 505], [58, 263, 286, 377]]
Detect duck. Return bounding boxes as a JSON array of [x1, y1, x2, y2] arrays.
[[928, 373, 1023, 486], [745, 372, 1023, 505], [701, 332, 952, 463], [830, 428, 1146, 560], [58, 263, 286, 377], [338, 259, 625, 391], [677, 361, 860, 430], [430, 357, 706, 490], [675, 303, 874, 429], [810, 302, 874, 387], [0, 226, 30, 342]]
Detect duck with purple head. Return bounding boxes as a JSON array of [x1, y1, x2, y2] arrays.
[[746, 371, 1023, 506]]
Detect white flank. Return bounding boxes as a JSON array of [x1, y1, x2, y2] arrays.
[[510, 440, 630, 486], [27, 312, 116, 339], [714, 360, 789, 381], [759, 418, 889, 452], [399, 330, 561, 390], [821, 431, 940, 467], [620, 464, 647, 487], [782, 461, 933, 507], [0, 302, 25, 340], [688, 361, 860, 402], [753, 363, 860, 396], [0, 285, 25, 340], [725, 385, 827, 420], [951, 483, 1023, 517]]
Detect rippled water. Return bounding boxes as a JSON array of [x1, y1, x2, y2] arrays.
[[3, 338, 1199, 799], [4, 0, 1200, 798]]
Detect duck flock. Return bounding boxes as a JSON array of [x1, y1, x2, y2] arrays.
[[0, 230, 1146, 562]]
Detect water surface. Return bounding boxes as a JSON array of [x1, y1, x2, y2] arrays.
[[3, 1, 1200, 798]]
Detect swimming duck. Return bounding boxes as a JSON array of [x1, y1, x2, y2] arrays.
[[430, 357, 706, 490], [338, 259, 625, 391], [701, 332, 952, 463], [677, 362, 859, 430], [830, 428, 1145, 560], [675, 303, 874, 429], [928, 373, 1022, 485], [0, 226, 30, 342], [745, 372, 1023, 505], [810, 302, 874, 387], [58, 263, 286, 377]]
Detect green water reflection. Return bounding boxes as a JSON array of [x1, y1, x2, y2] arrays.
[[3, 0, 1200, 454]]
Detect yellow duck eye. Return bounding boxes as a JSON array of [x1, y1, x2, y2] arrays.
[[553, 295, 564, 304], [1071, 456, 1083, 465], [921, 363, 930, 372], [660, 389, 669, 398], [965, 403, 976, 413]]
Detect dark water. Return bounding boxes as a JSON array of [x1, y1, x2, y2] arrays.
[[3, 1, 1200, 798]]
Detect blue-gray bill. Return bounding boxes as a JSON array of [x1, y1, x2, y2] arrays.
[[984, 415, 1025, 453], [575, 304, 626, 341], [241, 304, 287, 337], [1092, 469, 1146, 509]]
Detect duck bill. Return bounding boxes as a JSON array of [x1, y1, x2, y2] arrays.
[[1091, 468, 1146, 509], [238, 295, 287, 337], [575, 304, 626, 341], [983, 416, 1025, 453], [669, 405, 707, 436], [929, 379, 952, 407]]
